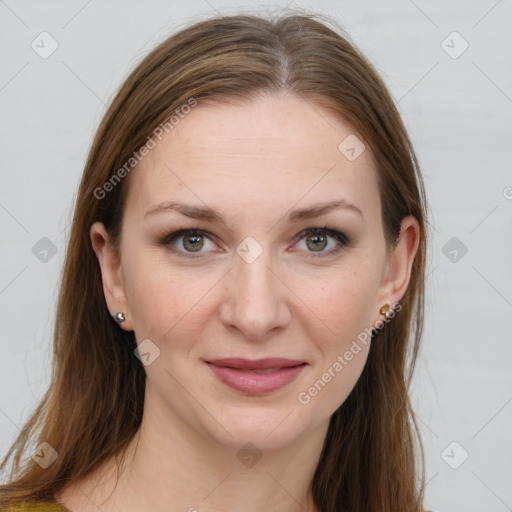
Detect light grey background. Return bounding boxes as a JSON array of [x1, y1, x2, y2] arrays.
[[1, 1, 511, 511]]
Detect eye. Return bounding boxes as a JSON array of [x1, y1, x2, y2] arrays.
[[159, 228, 218, 259], [291, 227, 349, 259]]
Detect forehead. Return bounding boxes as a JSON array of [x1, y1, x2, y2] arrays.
[[126, 93, 379, 223]]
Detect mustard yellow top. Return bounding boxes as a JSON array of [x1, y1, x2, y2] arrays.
[[2, 500, 70, 511]]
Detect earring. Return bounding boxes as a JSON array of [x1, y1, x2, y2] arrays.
[[379, 303, 393, 320], [113, 312, 125, 324]]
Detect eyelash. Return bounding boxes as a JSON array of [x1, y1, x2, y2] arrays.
[[158, 225, 350, 260]]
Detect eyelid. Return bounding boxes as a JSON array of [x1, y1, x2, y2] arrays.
[[159, 227, 211, 246], [291, 227, 349, 246]]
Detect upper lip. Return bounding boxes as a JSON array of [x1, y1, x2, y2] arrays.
[[205, 358, 305, 370]]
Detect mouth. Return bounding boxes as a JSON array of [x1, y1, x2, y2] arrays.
[[204, 358, 306, 395]]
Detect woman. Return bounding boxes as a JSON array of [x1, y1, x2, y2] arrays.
[[0, 11, 432, 512]]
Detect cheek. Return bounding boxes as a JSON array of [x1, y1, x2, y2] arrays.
[[123, 253, 217, 342], [299, 263, 379, 344], [296, 273, 375, 413]]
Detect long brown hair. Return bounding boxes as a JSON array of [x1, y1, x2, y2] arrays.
[[0, 10, 429, 512]]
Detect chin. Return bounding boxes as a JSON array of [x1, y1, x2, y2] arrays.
[[200, 403, 310, 452]]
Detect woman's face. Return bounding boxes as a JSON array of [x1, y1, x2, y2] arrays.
[[92, 93, 418, 451]]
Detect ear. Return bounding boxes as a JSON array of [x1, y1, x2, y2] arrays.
[[372, 215, 421, 328], [90, 222, 133, 331]]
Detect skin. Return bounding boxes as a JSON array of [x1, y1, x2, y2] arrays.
[[58, 92, 419, 512]]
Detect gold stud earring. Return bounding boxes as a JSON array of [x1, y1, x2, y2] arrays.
[[379, 303, 392, 320]]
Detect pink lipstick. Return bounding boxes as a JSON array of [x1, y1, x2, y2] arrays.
[[205, 357, 306, 395]]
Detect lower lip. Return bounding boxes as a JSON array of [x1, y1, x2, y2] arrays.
[[206, 362, 306, 395]]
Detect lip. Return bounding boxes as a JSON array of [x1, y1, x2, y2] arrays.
[[205, 358, 306, 395]]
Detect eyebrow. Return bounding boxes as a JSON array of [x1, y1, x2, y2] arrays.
[[144, 199, 363, 223]]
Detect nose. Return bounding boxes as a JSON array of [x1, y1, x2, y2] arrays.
[[219, 242, 291, 341]]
